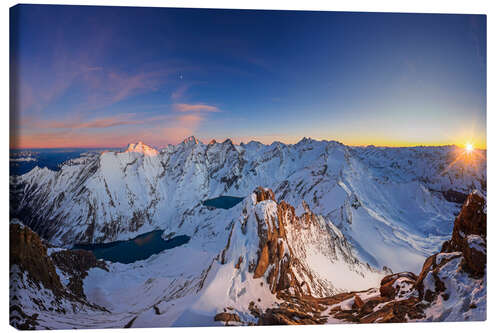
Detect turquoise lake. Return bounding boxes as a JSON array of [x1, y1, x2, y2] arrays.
[[202, 196, 244, 209], [74, 230, 190, 264]]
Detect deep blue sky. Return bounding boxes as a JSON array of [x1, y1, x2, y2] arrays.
[[10, 5, 486, 148]]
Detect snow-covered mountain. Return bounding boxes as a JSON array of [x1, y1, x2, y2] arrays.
[[11, 137, 485, 273], [10, 188, 487, 328], [9, 137, 487, 329], [124, 141, 159, 156], [10, 187, 387, 328]]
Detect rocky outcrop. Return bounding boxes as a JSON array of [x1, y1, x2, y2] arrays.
[[228, 187, 381, 299], [379, 272, 417, 299], [213, 187, 386, 325], [51, 249, 108, 299], [254, 186, 276, 203], [10, 221, 109, 329], [248, 188, 305, 296], [10, 222, 64, 298], [251, 191, 487, 325], [214, 312, 241, 324], [441, 191, 486, 276]]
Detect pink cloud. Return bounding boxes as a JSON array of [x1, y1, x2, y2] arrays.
[[176, 114, 204, 126], [13, 112, 210, 149], [171, 85, 189, 100], [76, 68, 175, 113], [49, 114, 143, 129], [174, 103, 220, 113]]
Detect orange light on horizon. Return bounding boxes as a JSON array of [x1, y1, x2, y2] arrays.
[[439, 142, 485, 177], [465, 142, 474, 153]]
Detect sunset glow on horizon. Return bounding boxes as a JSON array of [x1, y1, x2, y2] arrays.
[[10, 6, 486, 150]]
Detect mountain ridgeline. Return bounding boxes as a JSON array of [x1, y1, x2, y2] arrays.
[[10, 137, 485, 273]]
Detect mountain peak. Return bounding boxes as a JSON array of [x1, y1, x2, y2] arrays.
[[125, 141, 158, 156], [297, 137, 313, 145], [182, 136, 200, 145]]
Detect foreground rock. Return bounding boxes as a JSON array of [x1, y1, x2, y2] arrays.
[[214, 312, 241, 325], [441, 191, 486, 277], [248, 191, 486, 324], [10, 220, 109, 329]]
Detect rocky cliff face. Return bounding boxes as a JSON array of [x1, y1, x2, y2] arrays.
[[248, 191, 486, 324], [216, 187, 384, 301], [10, 222, 65, 299], [10, 220, 109, 329], [440, 191, 486, 277], [212, 187, 386, 325]]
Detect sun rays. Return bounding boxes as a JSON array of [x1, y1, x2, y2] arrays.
[[440, 143, 485, 176]]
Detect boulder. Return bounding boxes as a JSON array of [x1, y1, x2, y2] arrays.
[[352, 295, 364, 310], [379, 272, 416, 299], [214, 312, 241, 323]]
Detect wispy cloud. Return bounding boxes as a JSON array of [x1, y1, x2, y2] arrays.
[[171, 84, 190, 100], [49, 114, 143, 129], [174, 103, 220, 113], [12, 110, 213, 149], [176, 113, 204, 126]]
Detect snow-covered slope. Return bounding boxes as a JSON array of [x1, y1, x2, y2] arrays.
[[254, 191, 487, 325], [11, 188, 386, 329], [11, 138, 486, 274]]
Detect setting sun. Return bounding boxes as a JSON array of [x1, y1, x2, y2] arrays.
[[466, 143, 474, 153]]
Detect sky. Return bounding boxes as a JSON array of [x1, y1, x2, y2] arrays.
[[10, 5, 486, 149]]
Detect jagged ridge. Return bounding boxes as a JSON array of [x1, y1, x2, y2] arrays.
[[10, 137, 485, 274]]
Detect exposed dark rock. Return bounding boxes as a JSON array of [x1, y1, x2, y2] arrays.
[[441, 192, 486, 276], [379, 272, 416, 299], [10, 305, 39, 330], [10, 223, 64, 298], [254, 187, 276, 203], [441, 192, 486, 252], [124, 316, 138, 328], [440, 189, 468, 204], [235, 256, 243, 269], [462, 236, 486, 277], [51, 249, 108, 299], [214, 312, 241, 324], [10, 222, 110, 329]]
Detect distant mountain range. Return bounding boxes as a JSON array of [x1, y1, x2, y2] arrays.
[[9, 137, 486, 328]]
